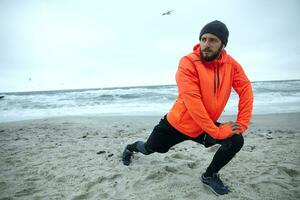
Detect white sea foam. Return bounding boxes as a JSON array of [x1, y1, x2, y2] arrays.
[[0, 80, 300, 122]]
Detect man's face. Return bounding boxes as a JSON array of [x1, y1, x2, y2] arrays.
[[200, 33, 223, 62]]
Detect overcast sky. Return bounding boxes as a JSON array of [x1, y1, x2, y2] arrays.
[[0, 0, 300, 92]]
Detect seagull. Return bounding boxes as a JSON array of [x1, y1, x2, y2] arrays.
[[162, 10, 174, 16]]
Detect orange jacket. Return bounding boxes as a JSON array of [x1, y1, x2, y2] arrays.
[[167, 44, 253, 139]]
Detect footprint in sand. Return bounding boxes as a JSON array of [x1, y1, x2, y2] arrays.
[[84, 173, 122, 192], [243, 145, 256, 152], [187, 161, 198, 169], [170, 153, 186, 160], [164, 165, 178, 173], [144, 167, 169, 181]]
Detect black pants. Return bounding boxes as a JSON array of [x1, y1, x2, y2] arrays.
[[127, 115, 244, 174]]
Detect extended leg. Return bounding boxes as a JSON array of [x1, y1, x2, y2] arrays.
[[122, 115, 188, 166], [122, 141, 154, 166], [127, 141, 154, 155]]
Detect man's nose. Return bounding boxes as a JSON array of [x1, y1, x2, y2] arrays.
[[203, 41, 210, 48]]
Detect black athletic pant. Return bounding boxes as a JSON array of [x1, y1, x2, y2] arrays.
[[127, 115, 244, 175]]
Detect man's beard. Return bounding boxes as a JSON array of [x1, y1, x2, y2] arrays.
[[200, 45, 223, 62]]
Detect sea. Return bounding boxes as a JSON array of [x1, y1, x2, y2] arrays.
[[0, 80, 300, 123]]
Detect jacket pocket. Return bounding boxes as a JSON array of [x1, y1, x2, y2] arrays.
[[177, 100, 187, 123]]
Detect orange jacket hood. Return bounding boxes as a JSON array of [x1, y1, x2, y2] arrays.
[[167, 44, 254, 139]]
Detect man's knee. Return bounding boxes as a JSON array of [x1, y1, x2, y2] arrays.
[[231, 134, 244, 152]]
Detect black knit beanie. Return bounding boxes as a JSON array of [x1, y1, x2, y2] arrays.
[[199, 20, 229, 46]]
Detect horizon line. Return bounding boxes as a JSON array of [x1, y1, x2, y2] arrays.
[[1, 78, 300, 94]]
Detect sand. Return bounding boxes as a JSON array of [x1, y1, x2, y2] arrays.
[[0, 113, 300, 200]]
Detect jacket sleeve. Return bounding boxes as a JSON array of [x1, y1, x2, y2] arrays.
[[176, 56, 232, 139], [232, 63, 254, 133]]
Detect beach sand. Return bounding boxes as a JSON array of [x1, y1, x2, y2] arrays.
[[0, 113, 300, 200]]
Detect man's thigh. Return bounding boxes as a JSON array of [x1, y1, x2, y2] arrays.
[[145, 116, 189, 153]]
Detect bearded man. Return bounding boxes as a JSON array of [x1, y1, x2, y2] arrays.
[[122, 20, 254, 195]]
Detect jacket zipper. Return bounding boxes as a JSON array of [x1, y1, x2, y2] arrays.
[[214, 66, 220, 96], [217, 65, 220, 93], [214, 66, 216, 96]]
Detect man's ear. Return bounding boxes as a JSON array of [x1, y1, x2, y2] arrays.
[[223, 44, 225, 48]]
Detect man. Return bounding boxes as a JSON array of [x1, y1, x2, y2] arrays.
[[122, 20, 253, 195]]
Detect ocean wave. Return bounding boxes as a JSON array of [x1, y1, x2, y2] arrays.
[[0, 80, 300, 122]]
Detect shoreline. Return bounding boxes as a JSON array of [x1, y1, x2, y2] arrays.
[[0, 112, 299, 199], [1, 111, 300, 125]]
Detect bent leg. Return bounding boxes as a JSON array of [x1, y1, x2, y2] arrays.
[[204, 134, 244, 177]]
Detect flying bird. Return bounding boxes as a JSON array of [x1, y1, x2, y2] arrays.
[[162, 10, 174, 16]]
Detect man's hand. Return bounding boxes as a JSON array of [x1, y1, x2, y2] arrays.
[[222, 121, 241, 135]]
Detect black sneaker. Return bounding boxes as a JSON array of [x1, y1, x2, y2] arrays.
[[201, 173, 229, 195], [122, 146, 133, 166]]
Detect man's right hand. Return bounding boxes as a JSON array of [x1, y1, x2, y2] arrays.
[[222, 121, 242, 135], [214, 121, 242, 140]]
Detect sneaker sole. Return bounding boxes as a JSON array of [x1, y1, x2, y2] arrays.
[[202, 182, 222, 196], [201, 177, 229, 195], [201, 174, 229, 196]]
